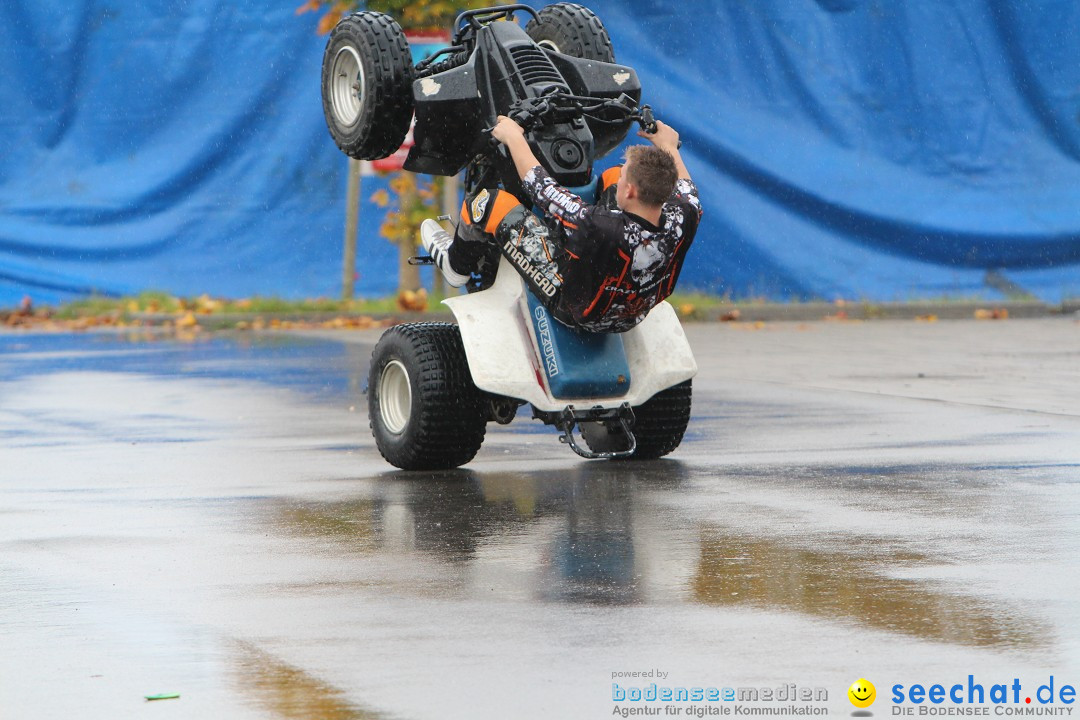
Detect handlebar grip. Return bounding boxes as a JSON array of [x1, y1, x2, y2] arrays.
[[640, 106, 657, 134], [637, 105, 681, 148]]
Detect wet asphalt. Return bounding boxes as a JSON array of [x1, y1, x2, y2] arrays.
[[2, 318, 1079, 719]]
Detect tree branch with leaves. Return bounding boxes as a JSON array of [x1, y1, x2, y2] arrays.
[[297, 0, 482, 35]]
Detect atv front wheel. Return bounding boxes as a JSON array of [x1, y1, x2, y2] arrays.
[[581, 381, 692, 460], [321, 12, 414, 160], [368, 323, 487, 470], [525, 3, 615, 62]]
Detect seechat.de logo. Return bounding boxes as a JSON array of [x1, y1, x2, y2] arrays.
[[849, 678, 876, 709]]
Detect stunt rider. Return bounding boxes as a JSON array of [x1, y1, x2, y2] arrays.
[[421, 116, 702, 334]]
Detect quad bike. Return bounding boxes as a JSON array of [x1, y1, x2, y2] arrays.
[[321, 3, 697, 470]]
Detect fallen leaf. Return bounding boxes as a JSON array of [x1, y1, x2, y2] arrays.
[[397, 288, 429, 312]]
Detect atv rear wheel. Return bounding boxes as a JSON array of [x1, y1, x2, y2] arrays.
[[581, 381, 692, 460], [321, 12, 414, 160], [525, 3, 615, 62], [368, 323, 487, 470]]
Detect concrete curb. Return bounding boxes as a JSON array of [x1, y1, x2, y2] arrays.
[[6, 300, 1070, 333], [119, 300, 1077, 329], [687, 300, 1070, 323]]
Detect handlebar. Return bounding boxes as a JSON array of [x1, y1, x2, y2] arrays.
[[484, 91, 682, 148], [485, 91, 658, 136]]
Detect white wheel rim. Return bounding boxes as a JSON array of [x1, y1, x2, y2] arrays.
[[537, 39, 561, 53], [379, 360, 412, 435], [330, 45, 365, 126]]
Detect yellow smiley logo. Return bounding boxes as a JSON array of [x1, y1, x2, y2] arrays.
[[848, 678, 876, 708]]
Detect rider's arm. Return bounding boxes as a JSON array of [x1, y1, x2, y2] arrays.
[[491, 115, 591, 231], [639, 120, 691, 180], [491, 115, 543, 181]]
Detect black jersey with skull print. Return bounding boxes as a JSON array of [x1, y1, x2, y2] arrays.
[[521, 165, 702, 333]]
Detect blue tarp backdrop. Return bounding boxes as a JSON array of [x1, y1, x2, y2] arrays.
[[2, 0, 1079, 306]]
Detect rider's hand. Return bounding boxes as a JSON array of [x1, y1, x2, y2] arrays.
[[491, 115, 527, 145], [639, 120, 680, 153]]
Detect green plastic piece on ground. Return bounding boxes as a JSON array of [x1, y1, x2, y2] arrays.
[[144, 693, 180, 701]]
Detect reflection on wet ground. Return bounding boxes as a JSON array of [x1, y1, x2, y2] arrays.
[[267, 460, 1051, 649], [271, 464, 688, 606], [691, 530, 1048, 650], [233, 642, 383, 720]]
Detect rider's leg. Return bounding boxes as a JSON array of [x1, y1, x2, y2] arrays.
[[436, 188, 571, 311], [420, 219, 470, 287], [449, 188, 525, 275], [431, 169, 620, 283], [421, 188, 521, 287]]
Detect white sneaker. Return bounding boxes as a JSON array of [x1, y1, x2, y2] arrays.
[[420, 219, 470, 288]]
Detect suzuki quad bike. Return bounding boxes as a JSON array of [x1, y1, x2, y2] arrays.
[[320, 3, 697, 470]]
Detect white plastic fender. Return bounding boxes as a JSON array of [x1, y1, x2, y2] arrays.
[[444, 257, 698, 413]]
